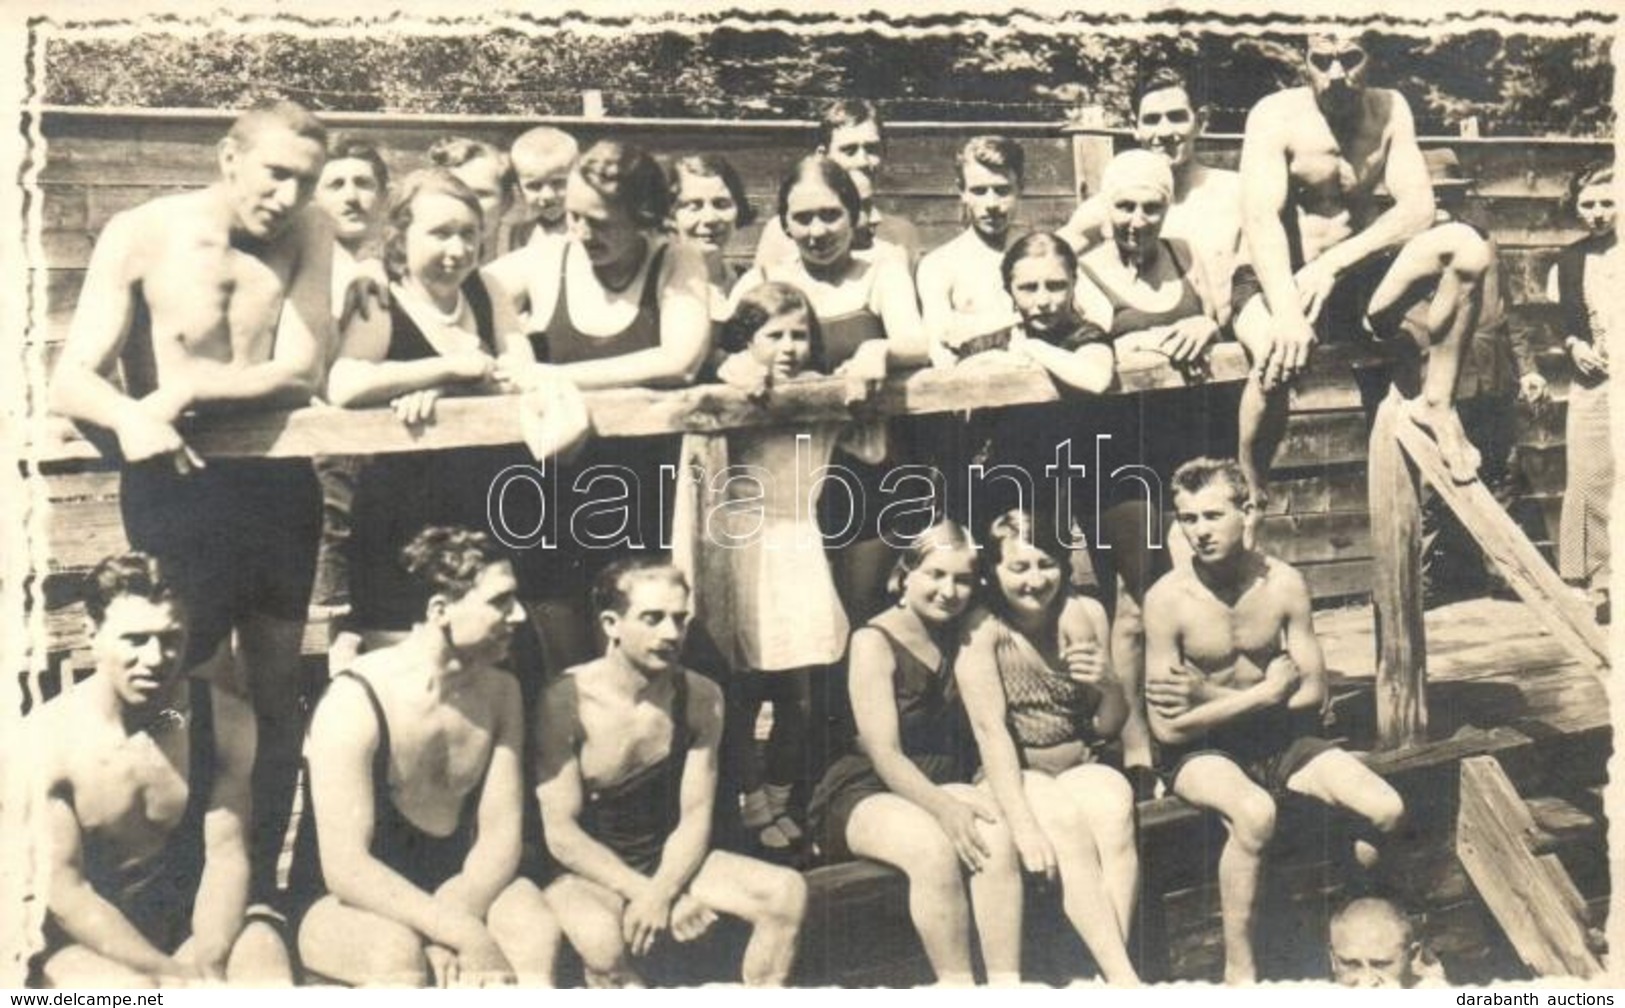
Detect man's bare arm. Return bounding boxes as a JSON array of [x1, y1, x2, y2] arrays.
[[1314, 95, 1435, 277], [1238, 97, 1305, 329], [534, 679, 653, 899], [190, 680, 256, 977], [439, 675, 525, 919], [1277, 566, 1328, 713], [305, 679, 493, 953], [645, 673, 723, 901], [44, 790, 185, 980]]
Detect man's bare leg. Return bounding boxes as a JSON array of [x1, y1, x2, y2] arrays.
[[686, 850, 807, 986], [486, 878, 564, 987], [1233, 303, 1293, 508], [238, 613, 309, 900], [1366, 228, 1493, 483], [223, 919, 295, 984], [1285, 749, 1406, 869], [1172, 756, 1277, 983], [541, 875, 643, 987], [39, 946, 159, 988], [297, 895, 429, 986]]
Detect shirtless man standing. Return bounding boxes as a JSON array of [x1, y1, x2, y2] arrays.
[[917, 135, 1025, 362], [1142, 458, 1404, 982], [1060, 65, 1243, 318], [1233, 34, 1492, 502], [49, 99, 335, 904], [29, 553, 289, 987], [297, 527, 562, 986], [537, 560, 807, 987]]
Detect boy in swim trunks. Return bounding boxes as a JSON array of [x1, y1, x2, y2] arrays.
[[296, 526, 561, 986], [536, 560, 807, 987], [49, 100, 336, 906], [1143, 458, 1405, 982], [28, 553, 289, 987], [1234, 34, 1494, 503]]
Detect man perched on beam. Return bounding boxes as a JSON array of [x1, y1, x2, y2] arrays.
[[48, 98, 335, 909], [1232, 33, 1494, 504]]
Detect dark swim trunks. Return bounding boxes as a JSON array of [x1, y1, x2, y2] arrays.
[[1231, 249, 1401, 345], [1160, 706, 1338, 794], [578, 672, 691, 875], [120, 457, 321, 666]]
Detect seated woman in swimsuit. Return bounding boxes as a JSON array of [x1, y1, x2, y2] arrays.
[[1073, 150, 1231, 794], [955, 504, 1141, 985], [488, 139, 713, 672], [807, 521, 1022, 986], [729, 155, 929, 624], [326, 168, 527, 653]]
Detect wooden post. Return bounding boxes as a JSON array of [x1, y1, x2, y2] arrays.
[[1064, 106, 1112, 201], [1394, 419, 1609, 671], [1457, 756, 1602, 978], [1369, 390, 1428, 750]]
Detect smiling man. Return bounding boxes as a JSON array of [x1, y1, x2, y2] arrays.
[[49, 99, 335, 907], [28, 553, 289, 987], [537, 559, 807, 987], [1142, 458, 1405, 983]]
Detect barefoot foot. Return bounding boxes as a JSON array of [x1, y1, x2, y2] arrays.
[[1402, 399, 1481, 483]]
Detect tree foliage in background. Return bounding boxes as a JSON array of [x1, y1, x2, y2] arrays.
[[43, 24, 1614, 136]]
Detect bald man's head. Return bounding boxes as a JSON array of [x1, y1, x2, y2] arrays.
[[1329, 898, 1421, 988]]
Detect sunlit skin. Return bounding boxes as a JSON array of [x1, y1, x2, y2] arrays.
[[670, 171, 741, 254], [961, 160, 1017, 246], [1007, 254, 1075, 337], [898, 548, 980, 626], [447, 155, 508, 235], [1173, 479, 1251, 567], [1329, 905, 1420, 988], [783, 177, 855, 272], [1109, 185, 1169, 267], [850, 171, 882, 251], [220, 127, 325, 241], [315, 156, 384, 249], [1576, 181, 1617, 236], [513, 151, 575, 231], [402, 192, 483, 306], [564, 173, 649, 275], [1305, 35, 1371, 120], [439, 561, 528, 668], [96, 596, 188, 713], [991, 538, 1065, 624], [745, 307, 814, 383], [822, 120, 883, 181], [603, 577, 692, 679], [1135, 87, 1201, 169]]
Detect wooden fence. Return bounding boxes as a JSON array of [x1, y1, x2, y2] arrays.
[[17, 106, 1610, 686]]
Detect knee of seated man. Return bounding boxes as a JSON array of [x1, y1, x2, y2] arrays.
[[348, 919, 429, 983], [1228, 788, 1277, 846], [752, 865, 808, 923], [1438, 225, 1492, 279], [1366, 783, 1406, 835]]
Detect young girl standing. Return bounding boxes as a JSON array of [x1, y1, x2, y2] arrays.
[[713, 282, 879, 850]]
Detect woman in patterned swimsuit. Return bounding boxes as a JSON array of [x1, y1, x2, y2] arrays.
[[955, 504, 1141, 985]]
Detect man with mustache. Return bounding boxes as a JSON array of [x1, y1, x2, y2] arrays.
[[1231, 34, 1492, 503], [296, 526, 561, 986], [49, 99, 335, 908], [27, 553, 290, 986], [537, 560, 807, 987]]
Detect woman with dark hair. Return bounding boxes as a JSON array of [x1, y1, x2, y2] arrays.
[[1543, 162, 1618, 622], [668, 153, 756, 321], [727, 154, 928, 626], [955, 504, 1140, 985], [491, 139, 713, 672]]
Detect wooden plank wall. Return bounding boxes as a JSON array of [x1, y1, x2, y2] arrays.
[[18, 108, 1608, 679]]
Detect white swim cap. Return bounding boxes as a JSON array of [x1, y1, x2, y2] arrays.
[[1101, 149, 1174, 204]]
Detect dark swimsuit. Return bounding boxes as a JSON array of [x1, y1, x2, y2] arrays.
[[808, 626, 976, 863], [579, 672, 691, 876], [521, 243, 678, 600], [348, 274, 535, 628]]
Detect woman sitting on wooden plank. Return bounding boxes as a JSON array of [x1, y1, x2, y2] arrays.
[[729, 155, 930, 626], [325, 168, 535, 652], [954, 503, 1141, 985], [808, 521, 1023, 986], [486, 139, 713, 673]]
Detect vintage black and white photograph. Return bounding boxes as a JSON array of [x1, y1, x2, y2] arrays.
[[0, 0, 1618, 990]]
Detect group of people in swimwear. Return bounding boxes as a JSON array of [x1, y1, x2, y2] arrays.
[[29, 29, 1612, 988]]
